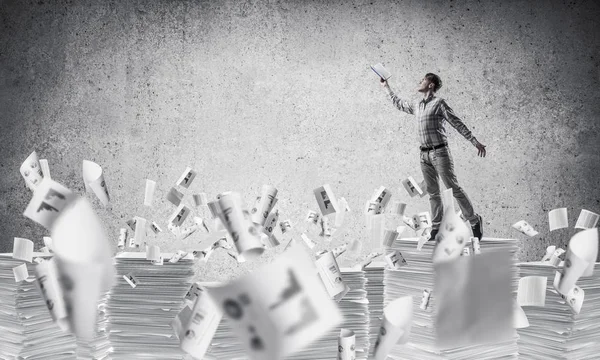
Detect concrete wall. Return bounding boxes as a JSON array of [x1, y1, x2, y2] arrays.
[[1, 0, 599, 280]]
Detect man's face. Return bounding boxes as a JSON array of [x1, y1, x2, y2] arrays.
[[417, 77, 431, 92]]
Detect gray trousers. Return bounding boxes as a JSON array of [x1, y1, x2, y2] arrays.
[[420, 146, 477, 230]]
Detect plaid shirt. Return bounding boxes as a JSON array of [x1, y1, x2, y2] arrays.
[[384, 84, 478, 148]]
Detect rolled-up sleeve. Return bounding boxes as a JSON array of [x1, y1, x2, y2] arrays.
[[440, 99, 478, 145], [384, 84, 414, 115]]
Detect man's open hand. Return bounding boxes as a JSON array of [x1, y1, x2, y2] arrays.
[[476, 142, 487, 157]]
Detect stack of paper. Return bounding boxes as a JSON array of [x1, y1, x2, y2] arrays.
[[106, 252, 195, 359], [383, 237, 519, 359], [517, 261, 600, 359], [0, 253, 78, 359], [76, 293, 111, 359], [365, 261, 386, 358], [286, 268, 370, 360]]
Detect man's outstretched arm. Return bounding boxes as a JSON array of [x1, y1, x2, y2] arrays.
[[440, 99, 487, 157], [381, 79, 415, 115]]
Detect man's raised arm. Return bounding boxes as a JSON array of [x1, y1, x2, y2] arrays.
[[381, 79, 414, 115]]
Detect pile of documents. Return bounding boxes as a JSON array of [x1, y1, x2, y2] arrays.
[[106, 252, 195, 359], [287, 268, 371, 360], [0, 253, 78, 359], [517, 261, 600, 359], [383, 237, 519, 359], [365, 261, 386, 358], [204, 298, 247, 360]]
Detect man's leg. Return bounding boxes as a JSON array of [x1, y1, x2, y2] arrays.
[[420, 150, 441, 235], [431, 147, 483, 238]]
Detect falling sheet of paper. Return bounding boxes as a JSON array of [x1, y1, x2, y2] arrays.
[[554, 228, 598, 295], [166, 187, 185, 207], [13, 237, 34, 262], [370, 186, 392, 212], [560, 284, 584, 314], [144, 179, 157, 207], [575, 209, 600, 229], [206, 245, 342, 360], [168, 204, 191, 228], [314, 184, 340, 215], [315, 251, 350, 302], [218, 192, 264, 260], [512, 301, 529, 329], [82, 160, 110, 206], [401, 176, 423, 198], [548, 208, 568, 231], [434, 250, 513, 349], [389, 201, 407, 216], [373, 295, 413, 360], [369, 214, 386, 248], [382, 229, 398, 248], [180, 285, 223, 359], [517, 276, 547, 307], [512, 220, 539, 237], [20, 151, 44, 191], [420, 289, 431, 310], [337, 328, 356, 360], [176, 166, 197, 188], [384, 250, 407, 269], [13, 263, 29, 282], [193, 193, 208, 207], [118, 228, 127, 249], [134, 217, 148, 247], [23, 178, 77, 230], [39, 158, 51, 179], [412, 211, 432, 231], [280, 219, 292, 234], [251, 185, 278, 226], [34, 258, 69, 328]]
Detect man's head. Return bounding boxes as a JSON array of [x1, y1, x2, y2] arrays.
[[418, 73, 442, 93]]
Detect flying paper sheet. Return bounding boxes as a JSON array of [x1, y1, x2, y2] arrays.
[[12, 237, 34, 262], [575, 209, 600, 229], [12, 263, 29, 282], [370, 63, 392, 80], [166, 187, 184, 207], [146, 245, 161, 262], [412, 211, 432, 231], [82, 160, 110, 206], [23, 177, 77, 230], [382, 229, 398, 248], [176, 166, 197, 188], [512, 301, 529, 329], [420, 289, 431, 310], [168, 204, 191, 228], [337, 328, 356, 360], [280, 220, 292, 234], [144, 179, 157, 207], [134, 217, 148, 247], [206, 246, 342, 360], [313, 184, 340, 215], [251, 185, 278, 225], [335, 197, 350, 228], [123, 273, 139, 288], [180, 285, 223, 359], [39, 158, 51, 179], [20, 151, 44, 191], [193, 193, 209, 207], [517, 276, 547, 307], [512, 220, 539, 237], [390, 201, 407, 216], [263, 210, 279, 237], [548, 208, 568, 231], [316, 251, 350, 302], [432, 188, 472, 264], [49, 195, 115, 340], [218, 192, 265, 260], [118, 228, 127, 249], [372, 295, 413, 360], [560, 284, 584, 314], [169, 250, 188, 264], [34, 257, 69, 328], [401, 176, 423, 198], [384, 250, 407, 269], [369, 214, 386, 248], [43, 236, 54, 252], [434, 250, 513, 349], [554, 228, 598, 294], [371, 186, 392, 211]]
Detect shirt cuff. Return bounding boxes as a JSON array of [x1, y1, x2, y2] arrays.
[[384, 84, 393, 96], [470, 137, 479, 146]]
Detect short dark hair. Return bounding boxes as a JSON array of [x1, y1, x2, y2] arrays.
[[425, 73, 442, 92]]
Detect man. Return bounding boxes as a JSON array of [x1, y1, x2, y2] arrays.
[[380, 73, 486, 241]]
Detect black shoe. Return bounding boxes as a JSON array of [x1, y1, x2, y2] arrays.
[[471, 215, 483, 240], [429, 228, 439, 242]]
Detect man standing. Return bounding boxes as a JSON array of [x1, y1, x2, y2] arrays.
[[380, 73, 486, 241]]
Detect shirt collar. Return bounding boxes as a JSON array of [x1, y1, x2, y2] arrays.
[[421, 93, 435, 104]]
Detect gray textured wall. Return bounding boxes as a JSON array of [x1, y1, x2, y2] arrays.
[[1, 0, 599, 281]]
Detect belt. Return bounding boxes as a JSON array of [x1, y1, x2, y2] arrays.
[[420, 143, 447, 152]]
